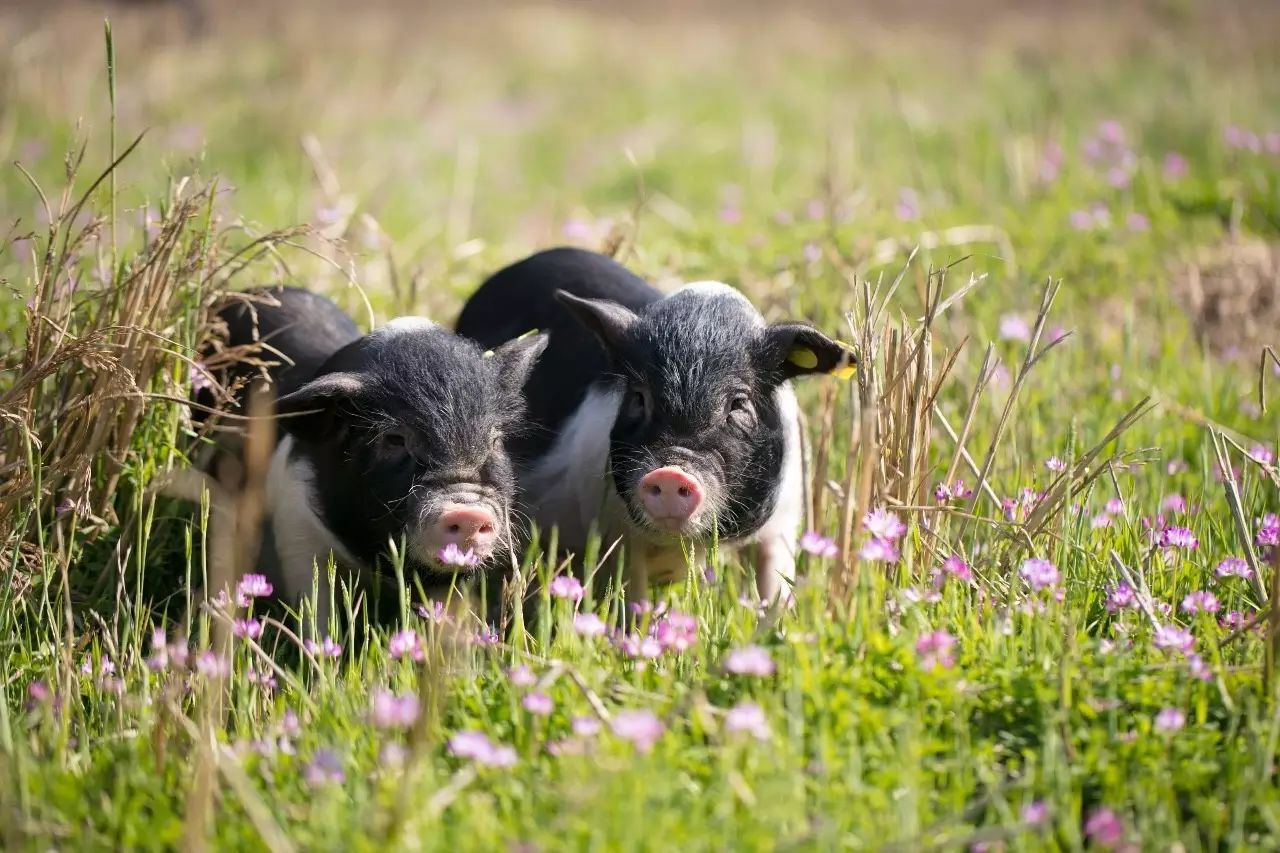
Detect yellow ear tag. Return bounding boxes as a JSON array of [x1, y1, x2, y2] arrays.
[[483, 328, 541, 358], [829, 341, 858, 380], [787, 347, 819, 370]]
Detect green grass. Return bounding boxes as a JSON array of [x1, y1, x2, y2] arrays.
[[2, 2, 1280, 849]]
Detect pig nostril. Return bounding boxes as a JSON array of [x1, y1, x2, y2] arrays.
[[677, 486, 691, 498], [643, 484, 662, 497], [447, 524, 461, 534], [479, 523, 494, 535]]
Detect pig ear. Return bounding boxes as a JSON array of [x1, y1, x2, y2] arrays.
[[488, 331, 549, 393], [554, 290, 637, 354], [759, 323, 858, 382], [274, 372, 366, 442]]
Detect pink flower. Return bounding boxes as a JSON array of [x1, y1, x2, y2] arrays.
[[507, 665, 537, 688], [572, 716, 601, 737], [1257, 514, 1280, 547], [233, 618, 263, 640], [799, 530, 839, 558], [1019, 558, 1060, 591], [915, 630, 956, 671], [448, 731, 517, 767], [941, 554, 972, 582], [724, 702, 771, 740], [1105, 583, 1137, 613], [724, 645, 776, 677], [389, 629, 424, 661], [611, 709, 664, 753], [548, 575, 584, 602], [1154, 707, 1186, 733], [863, 508, 907, 541], [522, 692, 554, 716], [1104, 497, 1125, 515], [1153, 625, 1194, 655], [573, 613, 607, 638], [1126, 212, 1150, 233], [1090, 513, 1112, 529], [1161, 493, 1187, 513], [858, 537, 900, 563], [1045, 456, 1067, 473], [653, 611, 698, 653], [894, 188, 920, 221], [370, 689, 420, 729], [1215, 557, 1251, 579], [1021, 801, 1050, 828], [1159, 526, 1198, 550], [416, 600, 449, 623], [998, 313, 1032, 342], [1163, 152, 1188, 179], [1221, 610, 1247, 631], [237, 573, 273, 600], [1069, 209, 1096, 230], [438, 543, 481, 568], [1187, 653, 1213, 681], [304, 637, 343, 659], [1084, 808, 1125, 848], [304, 749, 345, 786], [1180, 591, 1220, 615], [1248, 444, 1276, 465], [195, 651, 229, 678]]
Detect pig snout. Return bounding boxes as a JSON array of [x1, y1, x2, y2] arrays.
[[429, 504, 499, 560], [638, 466, 705, 531]]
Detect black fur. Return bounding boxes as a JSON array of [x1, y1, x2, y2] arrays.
[[457, 247, 850, 546]]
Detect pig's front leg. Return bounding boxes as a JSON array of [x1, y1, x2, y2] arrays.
[[755, 533, 796, 606]]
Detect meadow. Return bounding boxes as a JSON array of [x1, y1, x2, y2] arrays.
[[1, 1, 1279, 849]]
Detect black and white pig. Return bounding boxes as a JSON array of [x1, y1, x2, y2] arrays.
[[201, 286, 547, 625], [455, 247, 855, 605]]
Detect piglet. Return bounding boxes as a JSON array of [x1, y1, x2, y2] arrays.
[[456, 248, 855, 606], [200, 286, 547, 626]]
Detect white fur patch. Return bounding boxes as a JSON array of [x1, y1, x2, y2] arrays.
[[266, 436, 363, 623], [666, 280, 764, 327], [745, 381, 802, 600], [378, 316, 436, 337], [522, 385, 621, 551]]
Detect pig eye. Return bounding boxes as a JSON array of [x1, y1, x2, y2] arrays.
[[621, 388, 650, 424], [381, 431, 410, 455], [490, 428, 503, 450]]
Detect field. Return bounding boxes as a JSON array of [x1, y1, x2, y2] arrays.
[[2, 0, 1280, 849]]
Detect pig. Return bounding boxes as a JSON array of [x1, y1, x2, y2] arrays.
[[200, 286, 547, 626], [455, 247, 855, 607]]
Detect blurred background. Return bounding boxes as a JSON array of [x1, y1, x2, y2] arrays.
[[1, 0, 1278, 359]]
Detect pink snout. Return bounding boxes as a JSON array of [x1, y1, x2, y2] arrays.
[[429, 504, 498, 560], [638, 466, 705, 530]]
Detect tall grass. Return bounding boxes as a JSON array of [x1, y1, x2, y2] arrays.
[[2, 3, 1279, 849]]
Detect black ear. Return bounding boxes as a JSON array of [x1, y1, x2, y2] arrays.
[[274, 372, 366, 443], [553, 290, 638, 355], [489, 331, 549, 394], [759, 323, 858, 381]]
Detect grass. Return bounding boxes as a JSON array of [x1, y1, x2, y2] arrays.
[[2, 1, 1280, 849]]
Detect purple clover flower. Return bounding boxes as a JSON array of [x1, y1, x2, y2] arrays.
[[724, 645, 776, 677], [998, 313, 1032, 342], [863, 508, 906, 541], [1159, 526, 1198, 550], [858, 537, 899, 563], [237, 573, 273, 600], [1154, 707, 1186, 733], [1019, 558, 1060, 591], [653, 611, 698, 653], [941, 554, 972, 583], [1105, 583, 1137, 613], [1084, 808, 1124, 848], [548, 575, 584, 602], [522, 692, 554, 716], [507, 665, 537, 688], [611, 709, 664, 753], [1215, 557, 1251, 579], [1257, 514, 1279, 547], [389, 629, 424, 661], [233, 618, 263, 640], [370, 690, 420, 729], [448, 731, 517, 767], [799, 530, 839, 558], [915, 630, 956, 671], [1180, 591, 1220, 615], [573, 613, 607, 638], [724, 702, 771, 741], [1153, 624, 1194, 655], [304, 749, 345, 786], [438, 543, 481, 568], [304, 637, 343, 659]]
